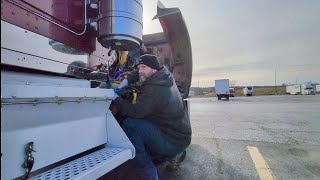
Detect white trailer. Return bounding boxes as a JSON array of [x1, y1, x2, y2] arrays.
[[286, 85, 301, 95], [215, 79, 230, 100], [243, 86, 253, 96], [316, 85, 320, 93]]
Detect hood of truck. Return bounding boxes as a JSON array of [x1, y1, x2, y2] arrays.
[[143, 2, 193, 99]]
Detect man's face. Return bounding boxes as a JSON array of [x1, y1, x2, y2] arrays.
[[137, 64, 156, 82]]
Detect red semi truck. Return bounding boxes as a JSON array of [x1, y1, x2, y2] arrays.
[[1, 1, 192, 179]]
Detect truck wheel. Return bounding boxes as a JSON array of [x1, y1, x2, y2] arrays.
[[218, 96, 221, 100]]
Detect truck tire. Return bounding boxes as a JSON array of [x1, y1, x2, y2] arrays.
[[218, 96, 221, 100]]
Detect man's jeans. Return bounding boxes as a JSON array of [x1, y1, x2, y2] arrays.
[[122, 118, 186, 180]]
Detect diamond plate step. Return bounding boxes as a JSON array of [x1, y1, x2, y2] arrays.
[[30, 147, 132, 180]]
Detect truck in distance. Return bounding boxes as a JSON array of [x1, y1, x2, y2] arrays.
[[316, 85, 320, 93], [243, 86, 253, 96], [229, 87, 235, 97], [286, 85, 301, 95], [215, 79, 230, 100], [286, 84, 315, 95], [301, 84, 315, 95]]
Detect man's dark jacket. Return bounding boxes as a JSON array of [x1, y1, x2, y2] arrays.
[[113, 66, 192, 146]]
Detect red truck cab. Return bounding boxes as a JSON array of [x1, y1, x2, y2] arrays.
[[229, 87, 235, 97]]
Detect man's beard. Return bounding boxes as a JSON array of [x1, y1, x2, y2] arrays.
[[139, 71, 154, 83], [139, 75, 147, 83]]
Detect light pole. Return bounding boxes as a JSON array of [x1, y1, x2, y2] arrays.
[[274, 68, 277, 94]]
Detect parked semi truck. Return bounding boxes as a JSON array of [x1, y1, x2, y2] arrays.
[[301, 84, 315, 95], [1, 1, 192, 179], [286, 84, 315, 95], [215, 79, 230, 100], [243, 86, 253, 96]]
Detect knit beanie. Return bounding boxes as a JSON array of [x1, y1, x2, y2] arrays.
[[136, 54, 162, 70]]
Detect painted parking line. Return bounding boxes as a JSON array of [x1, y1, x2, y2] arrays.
[[247, 146, 276, 180]]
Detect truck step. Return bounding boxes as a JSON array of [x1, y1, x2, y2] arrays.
[[30, 147, 132, 180]]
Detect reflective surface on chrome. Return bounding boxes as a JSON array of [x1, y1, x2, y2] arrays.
[[97, 0, 143, 50]]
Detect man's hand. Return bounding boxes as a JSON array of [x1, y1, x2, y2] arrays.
[[118, 79, 128, 89], [114, 79, 128, 97]]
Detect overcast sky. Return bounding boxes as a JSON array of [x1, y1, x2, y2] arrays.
[[142, 0, 320, 87]]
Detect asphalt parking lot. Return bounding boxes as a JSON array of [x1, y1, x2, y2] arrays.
[[102, 95, 320, 180]]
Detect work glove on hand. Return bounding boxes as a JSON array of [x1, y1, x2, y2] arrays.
[[113, 78, 128, 98], [118, 79, 128, 89]]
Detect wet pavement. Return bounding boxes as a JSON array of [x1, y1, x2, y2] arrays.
[[101, 95, 320, 180]]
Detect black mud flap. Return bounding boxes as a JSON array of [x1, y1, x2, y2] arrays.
[[143, 1, 193, 99]]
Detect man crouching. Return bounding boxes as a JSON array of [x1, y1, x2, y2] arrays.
[[112, 54, 192, 180]]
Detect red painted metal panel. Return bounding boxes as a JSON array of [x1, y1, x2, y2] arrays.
[[22, 0, 85, 31], [153, 7, 193, 98], [1, 0, 96, 53]]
